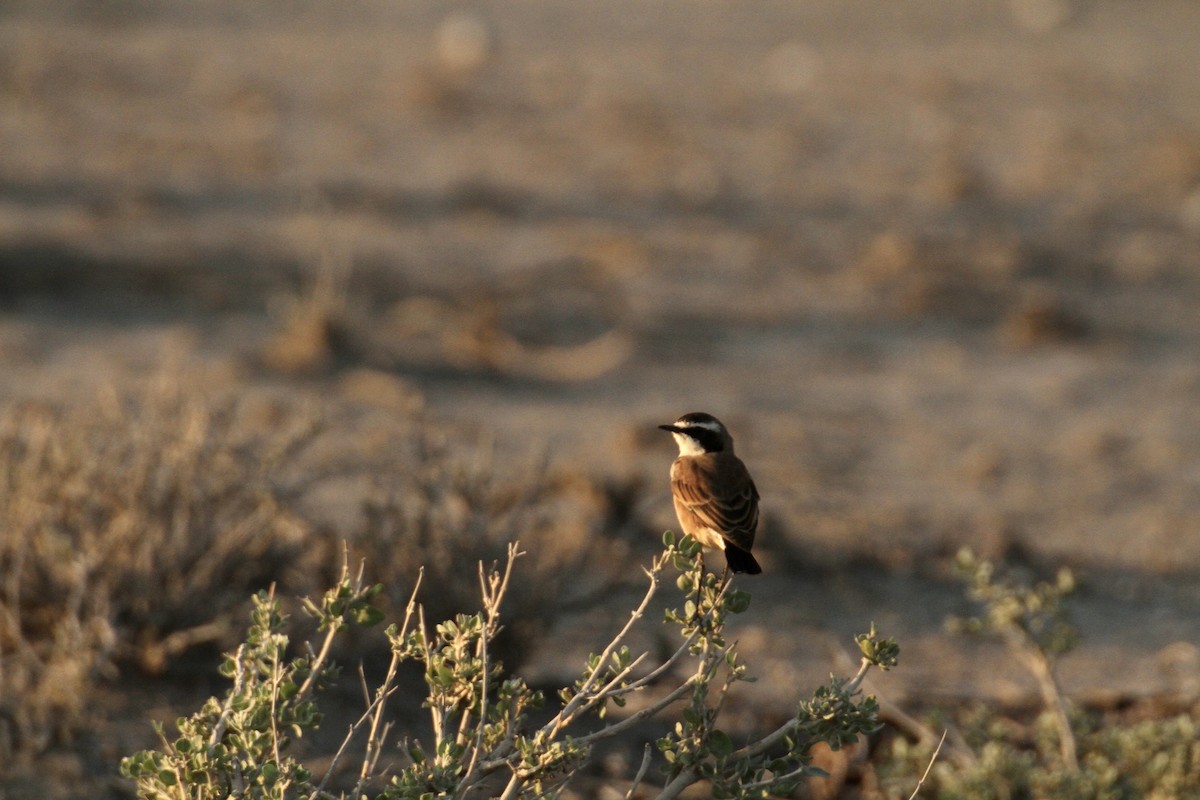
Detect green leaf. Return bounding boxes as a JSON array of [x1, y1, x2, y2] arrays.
[[725, 590, 751, 614], [354, 604, 386, 627], [709, 729, 733, 758]]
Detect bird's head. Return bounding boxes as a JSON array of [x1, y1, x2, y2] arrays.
[[658, 411, 733, 456]]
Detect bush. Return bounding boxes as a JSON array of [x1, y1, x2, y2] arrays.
[[0, 376, 319, 761], [0, 371, 619, 768], [873, 550, 1200, 800], [121, 534, 899, 799], [354, 431, 621, 669]]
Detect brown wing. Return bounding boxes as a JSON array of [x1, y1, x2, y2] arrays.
[[670, 454, 759, 552]]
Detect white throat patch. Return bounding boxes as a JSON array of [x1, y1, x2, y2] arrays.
[[671, 431, 707, 456]]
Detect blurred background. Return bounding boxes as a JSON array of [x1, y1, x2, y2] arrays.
[[2, 0, 1200, 796]]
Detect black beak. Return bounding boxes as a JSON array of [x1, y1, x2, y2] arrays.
[[659, 424, 681, 433]]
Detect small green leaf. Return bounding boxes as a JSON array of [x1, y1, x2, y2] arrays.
[[725, 590, 751, 614], [709, 729, 733, 757], [354, 604, 386, 627]]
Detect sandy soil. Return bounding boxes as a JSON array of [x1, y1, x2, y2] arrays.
[[3, 0, 1200, 795]]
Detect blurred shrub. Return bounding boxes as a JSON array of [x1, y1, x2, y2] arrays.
[[0, 376, 318, 760], [356, 431, 621, 668], [878, 706, 1200, 800], [0, 370, 620, 767], [873, 552, 1200, 799]]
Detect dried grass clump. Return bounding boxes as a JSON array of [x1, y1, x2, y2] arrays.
[[0, 377, 319, 760]]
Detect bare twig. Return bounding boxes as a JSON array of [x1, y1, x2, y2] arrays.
[[355, 570, 424, 792], [724, 656, 874, 769], [296, 552, 353, 703], [307, 692, 396, 800], [456, 545, 523, 797], [624, 744, 654, 800], [269, 618, 284, 766], [1013, 637, 1078, 772], [606, 629, 702, 698], [540, 551, 669, 739], [908, 729, 947, 799], [575, 679, 696, 748]]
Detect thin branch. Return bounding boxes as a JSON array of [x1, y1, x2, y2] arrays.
[[623, 744, 654, 800], [269, 627, 284, 766], [564, 650, 651, 722], [540, 552, 668, 739], [726, 659, 873, 766], [727, 715, 805, 764], [876, 691, 976, 770], [908, 729, 947, 800], [320, 559, 424, 799], [497, 769, 523, 800], [208, 644, 247, 750], [574, 679, 695, 748], [355, 655, 401, 791], [652, 764, 697, 800], [457, 547, 522, 796], [307, 673, 401, 800], [296, 556, 352, 703], [420, 602, 445, 745], [741, 761, 812, 791], [1014, 639, 1078, 772], [354, 568, 423, 794], [606, 629, 702, 698], [845, 655, 873, 695]]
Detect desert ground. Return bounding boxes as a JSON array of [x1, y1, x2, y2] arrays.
[[2, 0, 1200, 797]]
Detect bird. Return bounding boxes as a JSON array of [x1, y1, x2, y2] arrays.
[[659, 412, 762, 575]]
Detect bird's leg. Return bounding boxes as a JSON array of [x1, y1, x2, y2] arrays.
[[692, 558, 706, 621]]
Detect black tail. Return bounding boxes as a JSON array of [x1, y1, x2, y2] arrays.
[[724, 546, 762, 575]]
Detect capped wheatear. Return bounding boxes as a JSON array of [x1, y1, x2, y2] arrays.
[[659, 412, 762, 575]]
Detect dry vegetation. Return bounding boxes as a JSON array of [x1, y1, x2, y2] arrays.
[[3, 1, 1200, 797], [0, 376, 314, 760], [0, 370, 619, 790]]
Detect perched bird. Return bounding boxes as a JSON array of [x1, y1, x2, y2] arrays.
[[659, 412, 762, 575]]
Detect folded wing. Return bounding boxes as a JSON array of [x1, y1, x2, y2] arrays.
[[670, 455, 759, 553]]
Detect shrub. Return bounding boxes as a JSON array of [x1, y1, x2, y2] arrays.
[[873, 550, 1200, 800], [0, 376, 319, 761], [355, 432, 620, 668], [122, 534, 899, 799]]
